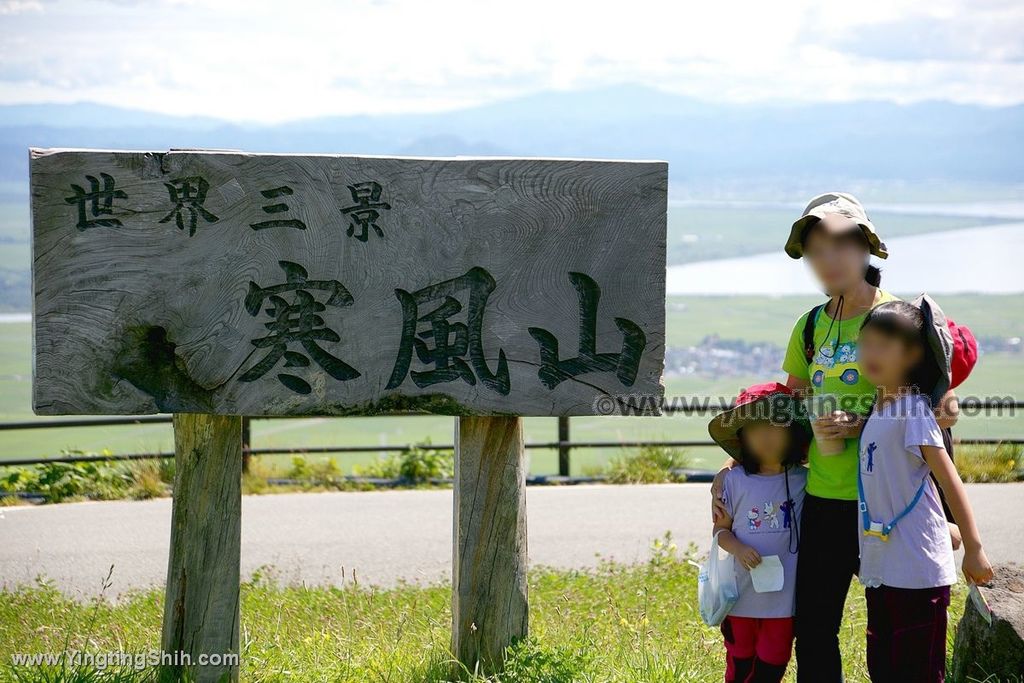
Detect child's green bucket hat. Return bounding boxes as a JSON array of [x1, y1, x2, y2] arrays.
[[785, 192, 888, 260]]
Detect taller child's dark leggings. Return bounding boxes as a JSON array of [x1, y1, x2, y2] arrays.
[[793, 493, 861, 682]]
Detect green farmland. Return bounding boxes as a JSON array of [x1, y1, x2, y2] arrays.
[[2, 293, 1021, 476]]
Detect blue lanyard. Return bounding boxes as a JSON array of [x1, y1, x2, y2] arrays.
[[857, 404, 928, 537]]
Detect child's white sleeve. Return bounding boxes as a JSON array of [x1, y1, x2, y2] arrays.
[[905, 396, 945, 459]]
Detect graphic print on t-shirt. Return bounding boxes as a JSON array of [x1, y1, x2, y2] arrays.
[[736, 497, 798, 533], [811, 341, 861, 388], [861, 441, 878, 475]]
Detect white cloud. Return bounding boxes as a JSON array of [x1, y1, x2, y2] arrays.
[[0, 0, 44, 14], [0, 0, 1021, 121]]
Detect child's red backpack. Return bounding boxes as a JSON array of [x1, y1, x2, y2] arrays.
[[947, 318, 978, 390]]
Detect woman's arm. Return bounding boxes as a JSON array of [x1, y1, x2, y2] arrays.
[[935, 389, 959, 430], [711, 458, 738, 522], [785, 374, 811, 395], [921, 444, 993, 584]]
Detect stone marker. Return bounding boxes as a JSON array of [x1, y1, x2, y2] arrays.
[[952, 562, 1024, 681]]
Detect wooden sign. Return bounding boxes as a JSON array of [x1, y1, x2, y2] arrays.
[[30, 148, 666, 417]]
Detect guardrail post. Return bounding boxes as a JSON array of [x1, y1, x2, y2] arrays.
[[161, 413, 241, 683], [557, 416, 571, 477], [241, 416, 251, 474], [452, 416, 528, 677]]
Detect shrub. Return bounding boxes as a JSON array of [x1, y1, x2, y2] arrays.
[[242, 458, 275, 495], [285, 455, 347, 489], [126, 459, 171, 500], [398, 442, 453, 483], [605, 445, 690, 484], [0, 456, 133, 503], [954, 443, 1023, 483], [352, 441, 454, 484], [350, 453, 403, 479], [0, 451, 170, 504]]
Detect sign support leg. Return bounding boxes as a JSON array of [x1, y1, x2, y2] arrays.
[[161, 413, 242, 683], [451, 416, 529, 677]]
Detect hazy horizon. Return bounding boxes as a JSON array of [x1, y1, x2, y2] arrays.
[[2, 0, 1022, 123]]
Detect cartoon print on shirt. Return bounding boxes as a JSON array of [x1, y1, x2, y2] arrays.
[[862, 441, 877, 474], [747, 507, 761, 530], [811, 339, 861, 387], [739, 500, 797, 533], [813, 346, 836, 368], [780, 499, 794, 529]]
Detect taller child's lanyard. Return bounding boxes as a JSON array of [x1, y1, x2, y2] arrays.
[[857, 400, 929, 540]]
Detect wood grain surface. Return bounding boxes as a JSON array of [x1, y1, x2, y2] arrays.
[[451, 415, 528, 674], [31, 148, 667, 416], [161, 413, 241, 683]]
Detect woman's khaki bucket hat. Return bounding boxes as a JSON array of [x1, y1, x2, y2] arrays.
[[785, 192, 888, 260]]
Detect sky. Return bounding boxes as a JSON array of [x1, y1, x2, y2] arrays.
[[1, 0, 1022, 123]]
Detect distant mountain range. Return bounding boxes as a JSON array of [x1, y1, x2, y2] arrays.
[[2, 85, 1023, 194]]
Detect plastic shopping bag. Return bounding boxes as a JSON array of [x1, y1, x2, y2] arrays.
[[696, 529, 739, 626]]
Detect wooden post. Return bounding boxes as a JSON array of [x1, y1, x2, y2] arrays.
[[557, 416, 571, 477], [452, 416, 528, 677], [161, 413, 242, 683]]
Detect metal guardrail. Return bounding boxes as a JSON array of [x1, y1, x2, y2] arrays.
[[1, 401, 1023, 473]]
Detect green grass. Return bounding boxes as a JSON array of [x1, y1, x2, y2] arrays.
[[0, 200, 29, 272], [0, 537, 971, 682], [952, 444, 1023, 483], [665, 293, 1024, 348]]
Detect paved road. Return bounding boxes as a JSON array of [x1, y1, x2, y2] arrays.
[[1, 483, 1020, 598]]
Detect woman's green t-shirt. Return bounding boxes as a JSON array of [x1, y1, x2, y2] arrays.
[[782, 290, 900, 500]]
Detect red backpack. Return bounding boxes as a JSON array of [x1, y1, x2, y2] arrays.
[[947, 318, 978, 389]]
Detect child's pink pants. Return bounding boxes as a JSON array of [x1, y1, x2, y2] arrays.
[[721, 615, 794, 683]]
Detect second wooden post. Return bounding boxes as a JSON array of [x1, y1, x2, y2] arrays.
[[161, 413, 242, 683], [451, 415, 528, 676]]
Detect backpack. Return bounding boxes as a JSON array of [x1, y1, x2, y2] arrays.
[[800, 301, 978, 522]]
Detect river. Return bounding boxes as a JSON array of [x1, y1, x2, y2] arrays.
[[667, 221, 1024, 295], [2, 220, 1021, 322]]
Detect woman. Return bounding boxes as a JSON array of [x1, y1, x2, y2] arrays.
[[710, 192, 959, 682]]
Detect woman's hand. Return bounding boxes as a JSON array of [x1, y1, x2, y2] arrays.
[[936, 390, 959, 430], [963, 546, 994, 585], [711, 469, 729, 522], [949, 523, 962, 551], [813, 411, 865, 440], [735, 544, 762, 571]]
